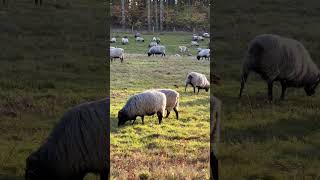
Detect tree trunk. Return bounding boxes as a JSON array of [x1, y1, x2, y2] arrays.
[[121, 0, 125, 30], [160, 0, 163, 32], [147, 0, 151, 32], [155, 0, 158, 32]]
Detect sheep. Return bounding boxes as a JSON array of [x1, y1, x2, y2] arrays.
[[149, 41, 158, 47], [110, 37, 116, 43], [197, 49, 210, 60], [110, 47, 124, 63], [118, 90, 166, 126], [152, 37, 160, 44], [191, 41, 199, 46], [152, 37, 157, 41], [179, 46, 188, 54], [25, 98, 109, 180], [239, 34, 320, 101], [134, 32, 141, 38], [196, 48, 203, 53], [148, 45, 166, 57], [122, 37, 129, 45], [210, 96, 221, 180], [135, 37, 144, 42], [192, 35, 204, 41], [175, 54, 181, 58], [155, 89, 180, 119], [203, 32, 210, 38], [185, 72, 210, 94]]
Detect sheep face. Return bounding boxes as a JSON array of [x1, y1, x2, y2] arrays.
[[304, 78, 320, 96], [118, 110, 130, 126], [197, 56, 201, 60], [147, 52, 152, 57], [205, 87, 209, 92], [25, 155, 48, 180]]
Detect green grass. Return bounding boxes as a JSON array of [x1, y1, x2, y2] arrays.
[[0, 0, 105, 179], [213, 0, 320, 179], [110, 46, 210, 178], [110, 32, 210, 55]]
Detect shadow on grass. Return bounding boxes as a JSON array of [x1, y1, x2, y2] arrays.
[[223, 114, 320, 144]]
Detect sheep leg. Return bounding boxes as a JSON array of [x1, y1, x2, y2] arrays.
[[141, 116, 144, 125], [173, 107, 179, 119], [157, 111, 163, 124], [100, 171, 108, 180], [193, 86, 196, 93], [280, 80, 287, 100], [131, 118, 136, 125], [185, 84, 188, 92], [267, 81, 274, 102], [197, 87, 200, 94], [120, 57, 123, 63], [165, 110, 170, 118], [239, 73, 249, 98]]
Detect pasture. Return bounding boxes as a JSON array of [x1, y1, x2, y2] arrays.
[[213, 0, 320, 179], [0, 0, 105, 179], [110, 32, 211, 179]]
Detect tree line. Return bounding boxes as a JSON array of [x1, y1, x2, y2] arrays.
[[110, 0, 210, 32]]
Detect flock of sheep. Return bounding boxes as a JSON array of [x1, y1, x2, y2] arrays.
[[109, 32, 211, 62], [118, 71, 210, 126]]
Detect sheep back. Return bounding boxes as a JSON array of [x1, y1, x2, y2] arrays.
[[119, 91, 166, 122], [25, 98, 109, 180], [243, 34, 320, 86], [156, 89, 179, 111]]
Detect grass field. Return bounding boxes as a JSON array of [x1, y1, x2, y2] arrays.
[[110, 32, 211, 179], [213, 0, 320, 179], [0, 0, 105, 179]]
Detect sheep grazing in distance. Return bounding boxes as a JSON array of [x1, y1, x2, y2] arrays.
[[185, 72, 210, 94], [118, 90, 166, 126], [25, 98, 109, 180], [134, 32, 141, 38], [239, 34, 320, 101], [136, 37, 144, 42], [149, 41, 158, 47], [197, 49, 210, 60], [210, 96, 221, 180], [122, 37, 129, 45], [110, 47, 124, 63], [152, 37, 161, 44], [191, 41, 199, 46], [203, 32, 210, 38], [110, 37, 116, 43], [192, 35, 204, 41], [155, 89, 180, 119], [179, 46, 188, 54], [152, 37, 157, 41], [148, 45, 166, 57]]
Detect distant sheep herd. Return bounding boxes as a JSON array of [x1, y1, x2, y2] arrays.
[[109, 31, 211, 63]]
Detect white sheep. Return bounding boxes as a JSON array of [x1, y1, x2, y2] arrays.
[[135, 37, 144, 42], [197, 49, 210, 60], [110, 37, 116, 43], [185, 72, 210, 94], [203, 33, 210, 38], [118, 90, 166, 126], [191, 41, 199, 46], [155, 89, 180, 119], [122, 37, 129, 45], [148, 45, 166, 57], [110, 47, 124, 63]]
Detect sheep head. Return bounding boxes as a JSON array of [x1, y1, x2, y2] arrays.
[[118, 109, 129, 126], [304, 75, 320, 96]]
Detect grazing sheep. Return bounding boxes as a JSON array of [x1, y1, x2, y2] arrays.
[[152, 37, 157, 41], [175, 54, 181, 58], [155, 89, 180, 119], [110, 37, 116, 43], [191, 41, 199, 46], [110, 47, 124, 63], [197, 49, 210, 60], [135, 37, 144, 42], [179, 46, 188, 54], [149, 41, 158, 47], [134, 32, 141, 38], [203, 32, 210, 38], [25, 98, 109, 180], [185, 72, 210, 94], [148, 45, 166, 57], [122, 37, 129, 45], [118, 90, 166, 126], [210, 96, 221, 180], [239, 34, 320, 101]]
